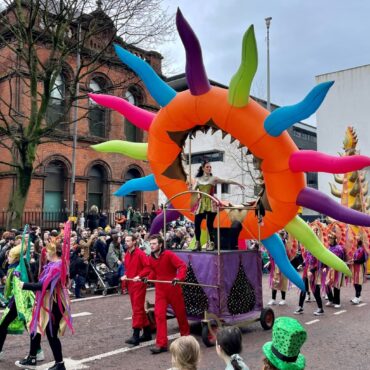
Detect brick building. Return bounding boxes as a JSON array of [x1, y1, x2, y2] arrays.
[[0, 3, 159, 227]]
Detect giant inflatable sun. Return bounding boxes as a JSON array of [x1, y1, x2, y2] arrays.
[[89, 9, 370, 289]]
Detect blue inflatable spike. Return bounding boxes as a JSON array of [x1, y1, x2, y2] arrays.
[[264, 81, 334, 137], [114, 44, 176, 107], [114, 174, 159, 197], [262, 233, 305, 291]]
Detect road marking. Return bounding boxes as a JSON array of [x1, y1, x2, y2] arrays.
[[32, 358, 89, 369], [71, 294, 119, 303], [78, 333, 180, 364], [72, 312, 92, 318], [333, 310, 346, 315], [124, 316, 132, 320], [305, 319, 320, 325], [357, 303, 367, 307]]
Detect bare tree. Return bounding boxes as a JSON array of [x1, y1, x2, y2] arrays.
[[0, 0, 174, 228]]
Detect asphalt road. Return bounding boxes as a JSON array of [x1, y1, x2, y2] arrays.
[[1, 275, 369, 370]]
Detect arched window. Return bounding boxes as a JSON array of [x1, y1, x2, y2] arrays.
[[88, 165, 106, 211], [123, 167, 142, 210], [44, 161, 66, 219], [89, 78, 107, 137], [124, 87, 143, 142], [45, 73, 67, 130]]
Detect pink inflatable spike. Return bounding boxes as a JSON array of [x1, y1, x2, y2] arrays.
[[290, 150, 370, 173], [88, 93, 155, 131]]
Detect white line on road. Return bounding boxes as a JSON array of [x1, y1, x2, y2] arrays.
[[357, 303, 367, 307], [333, 310, 347, 315], [305, 319, 320, 325], [78, 333, 180, 364], [124, 316, 132, 321], [72, 312, 92, 318], [71, 294, 119, 303]]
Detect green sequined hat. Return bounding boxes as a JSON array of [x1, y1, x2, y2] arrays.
[[262, 317, 307, 370]]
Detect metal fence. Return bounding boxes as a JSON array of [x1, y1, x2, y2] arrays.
[[0, 210, 119, 231]]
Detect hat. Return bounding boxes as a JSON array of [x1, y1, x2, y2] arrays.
[[262, 317, 307, 370], [98, 231, 106, 237]]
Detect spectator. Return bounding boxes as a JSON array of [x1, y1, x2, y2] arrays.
[[169, 335, 200, 370], [99, 211, 108, 229], [262, 316, 307, 370], [93, 231, 108, 263], [106, 234, 124, 277], [78, 212, 86, 231], [79, 230, 96, 261], [70, 247, 88, 299], [132, 209, 142, 229], [126, 206, 134, 230], [87, 205, 100, 230], [216, 327, 249, 370]]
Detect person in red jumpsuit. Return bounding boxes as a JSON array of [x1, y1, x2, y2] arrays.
[[121, 234, 151, 346], [134, 234, 190, 354]]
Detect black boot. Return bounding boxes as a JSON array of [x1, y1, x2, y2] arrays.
[[47, 362, 66, 370], [125, 328, 140, 346], [139, 326, 152, 342]]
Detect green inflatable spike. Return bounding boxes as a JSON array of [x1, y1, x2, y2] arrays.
[[91, 140, 148, 160], [228, 25, 258, 108]]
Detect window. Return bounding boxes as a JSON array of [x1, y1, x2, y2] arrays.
[[186, 150, 224, 164], [123, 168, 142, 209], [44, 161, 66, 222], [124, 88, 143, 142], [89, 79, 107, 137], [221, 183, 229, 194], [306, 172, 318, 189], [45, 74, 67, 130], [88, 165, 106, 210]]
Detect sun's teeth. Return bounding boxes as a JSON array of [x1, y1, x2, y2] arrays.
[[211, 127, 218, 135], [238, 142, 244, 149], [221, 131, 227, 139], [230, 136, 236, 144]]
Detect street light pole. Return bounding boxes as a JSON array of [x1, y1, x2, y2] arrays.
[[69, 22, 81, 217], [265, 17, 272, 112]]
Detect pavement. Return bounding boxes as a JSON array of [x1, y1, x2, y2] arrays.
[[1, 275, 369, 370]]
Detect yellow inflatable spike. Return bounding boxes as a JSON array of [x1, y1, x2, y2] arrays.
[[91, 140, 148, 161], [285, 216, 352, 277]]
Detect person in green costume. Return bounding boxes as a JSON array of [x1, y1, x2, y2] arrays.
[[0, 243, 43, 362], [192, 160, 244, 252]]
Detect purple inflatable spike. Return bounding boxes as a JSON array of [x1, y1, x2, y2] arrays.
[[149, 204, 181, 235], [176, 8, 211, 95], [297, 187, 370, 226]]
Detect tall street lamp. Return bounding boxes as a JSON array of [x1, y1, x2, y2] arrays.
[[265, 17, 272, 112]]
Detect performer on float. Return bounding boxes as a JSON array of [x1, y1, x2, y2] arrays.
[[349, 236, 368, 305], [267, 230, 289, 306], [135, 234, 190, 354], [121, 234, 152, 346], [192, 160, 244, 252], [16, 238, 73, 370], [325, 233, 345, 309], [0, 244, 43, 362], [294, 250, 325, 316]]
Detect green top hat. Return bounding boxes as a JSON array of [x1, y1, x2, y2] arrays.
[[262, 317, 307, 370]]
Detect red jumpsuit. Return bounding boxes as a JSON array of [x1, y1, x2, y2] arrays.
[[141, 250, 190, 348], [124, 247, 150, 329]]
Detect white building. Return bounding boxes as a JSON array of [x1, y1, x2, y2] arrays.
[[316, 65, 370, 197]]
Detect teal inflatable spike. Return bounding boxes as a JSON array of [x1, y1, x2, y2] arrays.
[[262, 233, 305, 291], [264, 81, 334, 136], [114, 44, 176, 107], [114, 174, 159, 196]]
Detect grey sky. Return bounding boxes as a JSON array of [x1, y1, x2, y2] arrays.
[[158, 0, 370, 123]]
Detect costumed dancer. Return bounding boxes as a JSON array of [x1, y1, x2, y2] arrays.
[[325, 233, 345, 309], [294, 251, 325, 316], [349, 237, 368, 305], [192, 160, 244, 252], [121, 234, 152, 346], [267, 231, 289, 306], [16, 223, 73, 370], [135, 234, 190, 354], [0, 242, 43, 362]]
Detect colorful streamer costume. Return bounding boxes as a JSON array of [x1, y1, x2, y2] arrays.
[[350, 241, 368, 304]]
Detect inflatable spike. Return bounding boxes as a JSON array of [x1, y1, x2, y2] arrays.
[[114, 44, 176, 107], [285, 216, 351, 276], [114, 174, 158, 197], [297, 187, 370, 226], [262, 233, 305, 291], [91, 140, 148, 161], [290, 150, 370, 173], [264, 81, 334, 137], [228, 25, 257, 107], [88, 94, 154, 131]]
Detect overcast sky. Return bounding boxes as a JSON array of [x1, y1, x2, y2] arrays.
[[157, 0, 370, 125]]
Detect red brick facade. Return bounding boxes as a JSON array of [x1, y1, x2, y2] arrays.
[[0, 8, 159, 216]]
